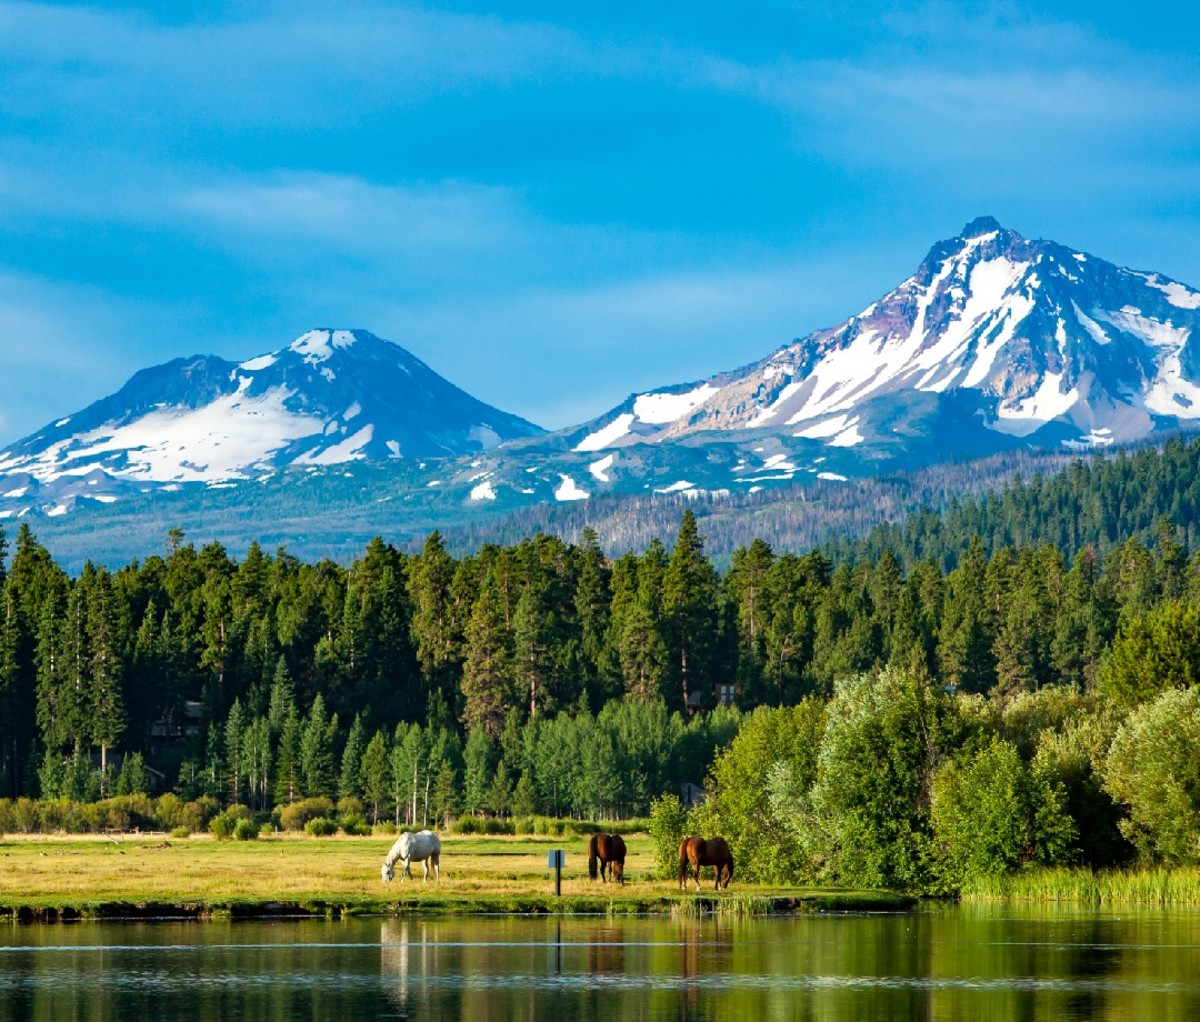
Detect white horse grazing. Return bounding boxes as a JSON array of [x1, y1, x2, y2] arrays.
[[381, 829, 442, 883]]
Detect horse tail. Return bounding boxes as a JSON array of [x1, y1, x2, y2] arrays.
[[725, 849, 734, 887], [677, 836, 690, 888], [588, 834, 598, 880]]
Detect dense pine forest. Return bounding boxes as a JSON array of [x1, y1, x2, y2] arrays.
[[4, 435, 1200, 892]]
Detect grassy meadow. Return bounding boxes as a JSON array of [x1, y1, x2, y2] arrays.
[[0, 831, 908, 919]]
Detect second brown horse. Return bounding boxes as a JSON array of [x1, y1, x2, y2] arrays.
[[588, 833, 627, 884], [678, 835, 734, 891]]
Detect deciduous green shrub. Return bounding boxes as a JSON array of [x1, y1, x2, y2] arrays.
[[233, 818, 259, 841], [210, 804, 251, 840], [278, 797, 334, 832], [340, 814, 371, 836], [648, 794, 688, 879], [931, 736, 1075, 891], [1104, 687, 1200, 863], [304, 817, 338, 836]]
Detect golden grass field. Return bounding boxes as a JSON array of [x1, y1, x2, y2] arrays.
[[0, 832, 661, 908], [0, 831, 911, 917]]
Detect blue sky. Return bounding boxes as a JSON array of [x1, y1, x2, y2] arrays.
[[1, 1, 1198, 444]]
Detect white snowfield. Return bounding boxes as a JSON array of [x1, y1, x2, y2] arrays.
[[554, 474, 589, 501], [588, 453, 615, 482], [0, 387, 327, 484]]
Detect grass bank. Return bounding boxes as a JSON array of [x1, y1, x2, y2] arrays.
[[0, 832, 911, 921], [964, 866, 1200, 905]]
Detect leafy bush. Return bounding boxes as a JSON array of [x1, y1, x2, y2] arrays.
[[0, 799, 13, 835], [648, 795, 689, 880], [233, 818, 260, 841], [13, 797, 40, 834], [278, 797, 335, 832], [340, 814, 371, 836], [179, 796, 220, 833], [155, 793, 186, 830], [930, 737, 1076, 891], [209, 804, 251, 840], [691, 700, 827, 884], [170, 825, 192, 839], [304, 817, 338, 836], [1104, 687, 1200, 863]]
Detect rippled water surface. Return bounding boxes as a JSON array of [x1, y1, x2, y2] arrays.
[[2, 906, 1199, 1020]]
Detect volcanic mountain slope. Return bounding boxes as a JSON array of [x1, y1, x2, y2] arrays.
[[4, 218, 1200, 529], [0, 329, 544, 514], [567, 216, 1200, 460]]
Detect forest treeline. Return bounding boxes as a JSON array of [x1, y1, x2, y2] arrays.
[[842, 435, 1200, 570], [3, 434, 1200, 886]]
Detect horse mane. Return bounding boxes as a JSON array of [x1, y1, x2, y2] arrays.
[[383, 832, 410, 869]]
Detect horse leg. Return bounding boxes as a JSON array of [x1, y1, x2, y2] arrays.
[[401, 857, 412, 882], [421, 858, 429, 882], [432, 853, 440, 881]]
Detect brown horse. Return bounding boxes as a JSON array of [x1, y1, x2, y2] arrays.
[[678, 835, 734, 891], [588, 833, 627, 884]]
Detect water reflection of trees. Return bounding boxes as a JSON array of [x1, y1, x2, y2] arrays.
[[6, 910, 1199, 1021]]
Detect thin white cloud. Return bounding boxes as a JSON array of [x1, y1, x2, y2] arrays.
[[0, 2, 610, 127], [175, 174, 523, 255]]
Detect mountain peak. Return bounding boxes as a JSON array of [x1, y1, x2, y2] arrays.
[[960, 215, 1005, 238], [288, 328, 364, 361]]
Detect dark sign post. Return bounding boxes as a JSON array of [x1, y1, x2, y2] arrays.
[[547, 849, 565, 897]]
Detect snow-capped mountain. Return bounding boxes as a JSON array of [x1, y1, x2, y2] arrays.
[[569, 216, 1200, 459], [0, 329, 543, 514], [5, 219, 1200, 535]]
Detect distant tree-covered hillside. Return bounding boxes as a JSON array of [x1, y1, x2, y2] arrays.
[[841, 435, 1200, 571]]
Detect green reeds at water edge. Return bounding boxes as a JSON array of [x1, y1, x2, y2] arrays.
[[964, 867, 1200, 905]]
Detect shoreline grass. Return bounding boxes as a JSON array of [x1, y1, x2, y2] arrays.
[[963, 866, 1200, 905], [0, 832, 911, 921]]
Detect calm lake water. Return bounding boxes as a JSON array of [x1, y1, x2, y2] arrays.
[[1, 905, 1198, 1020]]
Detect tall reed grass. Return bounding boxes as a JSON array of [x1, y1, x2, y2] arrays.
[[964, 867, 1200, 905]]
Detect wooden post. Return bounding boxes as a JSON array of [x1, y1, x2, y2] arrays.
[[547, 849, 564, 896]]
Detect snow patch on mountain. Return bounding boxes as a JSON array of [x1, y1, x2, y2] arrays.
[[294, 424, 375, 466], [0, 387, 324, 484], [589, 453, 615, 482], [1140, 274, 1200, 310], [555, 474, 588, 501], [240, 354, 277, 371], [291, 328, 357, 362], [633, 384, 718, 424], [470, 478, 497, 501], [575, 413, 634, 452]]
